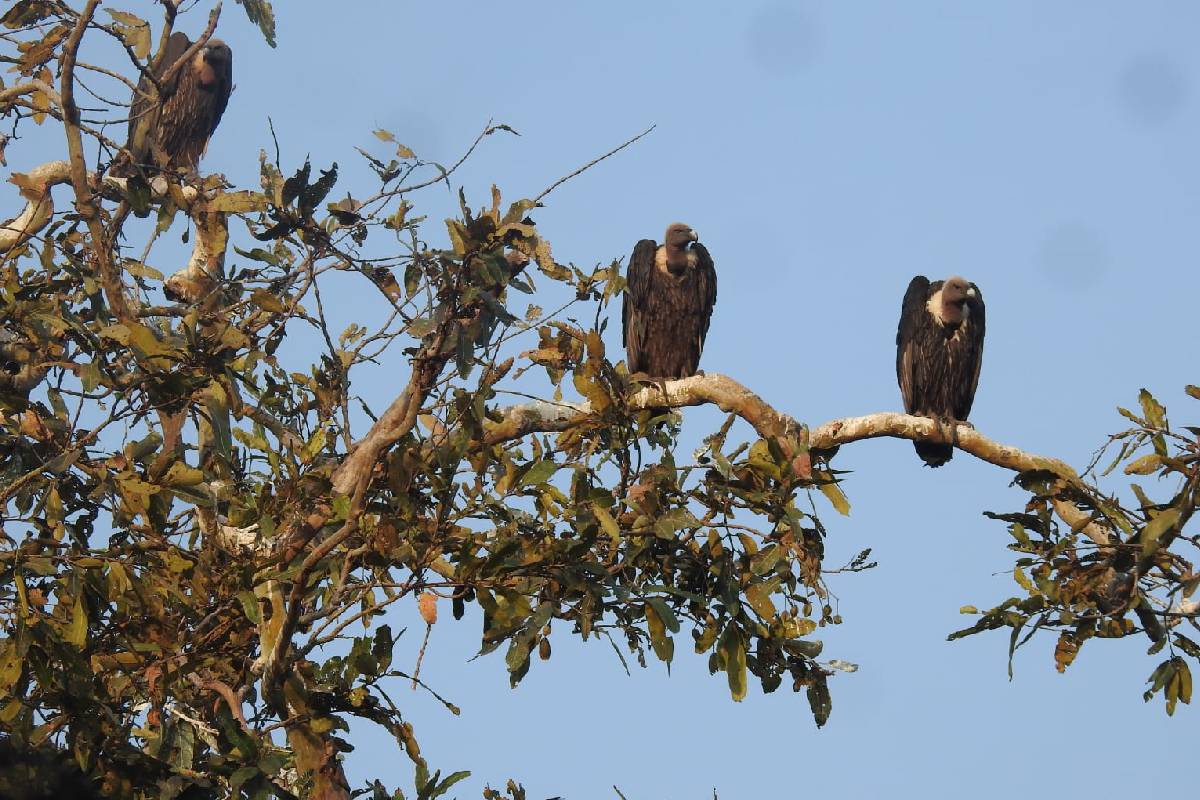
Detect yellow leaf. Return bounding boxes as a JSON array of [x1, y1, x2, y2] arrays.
[[107, 562, 133, 597], [1054, 632, 1079, 673], [745, 580, 778, 620], [592, 502, 620, 544], [1124, 454, 1162, 475], [819, 479, 850, 516], [719, 625, 748, 702], [250, 289, 285, 313], [572, 370, 610, 412], [1013, 566, 1033, 592], [0, 645, 22, 691], [162, 462, 205, 487], [1142, 507, 1181, 558], [66, 596, 87, 647], [125, 322, 171, 358], [207, 190, 269, 213]]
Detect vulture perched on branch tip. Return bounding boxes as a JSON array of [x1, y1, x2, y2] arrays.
[[896, 275, 986, 467], [113, 31, 233, 176], [623, 222, 717, 380]]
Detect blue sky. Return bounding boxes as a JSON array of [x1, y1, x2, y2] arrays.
[[11, 1, 1200, 797]]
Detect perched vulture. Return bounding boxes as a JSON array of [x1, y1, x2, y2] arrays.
[[622, 222, 717, 379], [895, 275, 986, 467], [114, 32, 233, 175]]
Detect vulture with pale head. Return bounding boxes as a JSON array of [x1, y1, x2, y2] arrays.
[[895, 275, 986, 467], [623, 222, 717, 379], [114, 32, 232, 176]]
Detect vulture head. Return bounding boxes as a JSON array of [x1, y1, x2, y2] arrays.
[[194, 39, 233, 90], [937, 275, 976, 325], [664, 222, 699, 250], [662, 222, 699, 273]]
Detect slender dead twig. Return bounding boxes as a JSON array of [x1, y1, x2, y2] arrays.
[[534, 124, 656, 204]]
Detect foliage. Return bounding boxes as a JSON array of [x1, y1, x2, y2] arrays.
[[0, 3, 849, 797], [953, 387, 1200, 713], [0, 2, 1196, 799]]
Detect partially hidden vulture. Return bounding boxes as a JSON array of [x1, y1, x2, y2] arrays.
[[895, 275, 986, 467], [623, 222, 717, 379], [114, 32, 233, 176]]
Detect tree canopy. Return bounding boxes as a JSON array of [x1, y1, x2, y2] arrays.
[[0, 3, 1197, 798]]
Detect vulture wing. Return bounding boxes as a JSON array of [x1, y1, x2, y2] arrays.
[[206, 48, 233, 139], [895, 275, 931, 414], [692, 242, 718, 354], [953, 283, 986, 420], [127, 32, 192, 159], [622, 239, 658, 374]]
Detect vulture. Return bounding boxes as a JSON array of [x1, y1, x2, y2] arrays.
[[895, 275, 986, 467], [622, 222, 717, 379], [114, 32, 233, 176]]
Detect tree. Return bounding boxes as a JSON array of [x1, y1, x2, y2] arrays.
[[0, 3, 1196, 798]]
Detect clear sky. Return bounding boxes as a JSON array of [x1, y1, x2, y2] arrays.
[[11, 1, 1200, 797]]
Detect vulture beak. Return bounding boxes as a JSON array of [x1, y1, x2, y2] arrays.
[[688, 229, 699, 243], [966, 287, 977, 298]]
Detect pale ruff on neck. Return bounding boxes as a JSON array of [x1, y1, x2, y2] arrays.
[[655, 246, 698, 275]]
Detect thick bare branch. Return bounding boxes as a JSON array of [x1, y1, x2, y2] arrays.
[[1, 160, 71, 254], [485, 372, 1116, 546]]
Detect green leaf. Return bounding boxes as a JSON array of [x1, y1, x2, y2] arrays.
[[645, 597, 680, 634], [238, 591, 261, 624], [235, 0, 277, 47], [806, 675, 832, 727], [301, 427, 327, 464], [1138, 388, 1167, 429], [644, 602, 674, 665], [1141, 507, 1181, 559], [425, 770, 471, 799], [66, 595, 87, 647], [718, 625, 747, 702], [404, 260, 422, 297], [517, 460, 558, 488]]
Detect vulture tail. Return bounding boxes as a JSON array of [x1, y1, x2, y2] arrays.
[[915, 441, 953, 468]]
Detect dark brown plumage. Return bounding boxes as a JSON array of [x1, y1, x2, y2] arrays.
[[896, 275, 986, 467], [622, 222, 717, 379], [114, 32, 232, 176]]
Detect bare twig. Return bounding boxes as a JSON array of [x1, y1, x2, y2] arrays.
[[533, 125, 655, 204]]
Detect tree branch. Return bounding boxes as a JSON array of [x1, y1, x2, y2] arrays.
[[60, 0, 134, 322], [484, 372, 1116, 546]]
